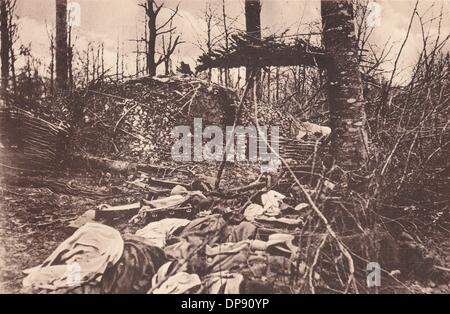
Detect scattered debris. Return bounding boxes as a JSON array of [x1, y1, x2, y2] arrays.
[[20, 172, 320, 294]]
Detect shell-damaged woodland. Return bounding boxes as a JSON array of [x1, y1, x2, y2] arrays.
[[0, 0, 449, 294]]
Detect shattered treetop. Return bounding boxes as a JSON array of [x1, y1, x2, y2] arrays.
[[197, 33, 326, 72]]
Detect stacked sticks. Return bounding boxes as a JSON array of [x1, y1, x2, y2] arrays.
[[0, 108, 68, 172]]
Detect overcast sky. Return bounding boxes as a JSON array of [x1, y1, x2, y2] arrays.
[[15, 0, 450, 83]]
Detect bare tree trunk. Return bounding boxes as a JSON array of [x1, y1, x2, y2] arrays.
[[221, 0, 229, 87], [121, 42, 125, 79], [9, 43, 15, 93], [55, 0, 68, 90], [160, 17, 181, 76], [164, 59, 169, 75], [135, 25, 140, 77], [140, 1, 180, 77], [101, 43, 104, 76], [86, 43, 90, 85], [91, 44, 96, 82], [6, 0, 16, 94], [245, 0, 262, 99], [49, 32, 55, 94], [96, 44, 100, 79], [144, 11, 148, 69], [276, 67, 280, 100], [67, 24, 73, 89], [219, 68, 223, 85], [115, 39, 119, 80], [146, 0, 157, 76], [205, 3, 213, 81], [321, 0, 369, 171], [1, 0, 10, 96]]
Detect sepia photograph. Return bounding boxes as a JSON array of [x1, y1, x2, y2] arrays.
[[0, 0, 449, 298]]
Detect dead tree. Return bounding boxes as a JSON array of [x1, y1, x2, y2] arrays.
[[198, 1, 222, 81], [221, 0, 230, 86], [67, 23, 74, 88], [86, 42, 90, 84], [139, 1, 180, 76], [134, 24, 140, 77], [100, 43, 105, 76], [121, 41, 125, 79], [7, 7, 16, 93], [91, 44, 96, 82], [1, 0, 17, 96], [205, 2, 213, 80], [321, 0, 369, 171], [245, 0, 262, 98], [161, 17, 182, 75], [55, 0, 68, 90], [115, 39, 119, 80], [46, 24, 55, 93], [1, 0, 10, 95]]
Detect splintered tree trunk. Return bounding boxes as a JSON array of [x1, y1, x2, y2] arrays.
[[245, 0, 262, 99], [55, 0, 68, 90], [49, 33, 55, 93], [68, 26, 73, 88], [321, 0, 369, 171], [146, 0, 157, 76], [0, 0, 9, 95]]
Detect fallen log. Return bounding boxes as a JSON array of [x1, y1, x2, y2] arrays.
[[69, 154, 190, 176], [1, 176, 110, 197]]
